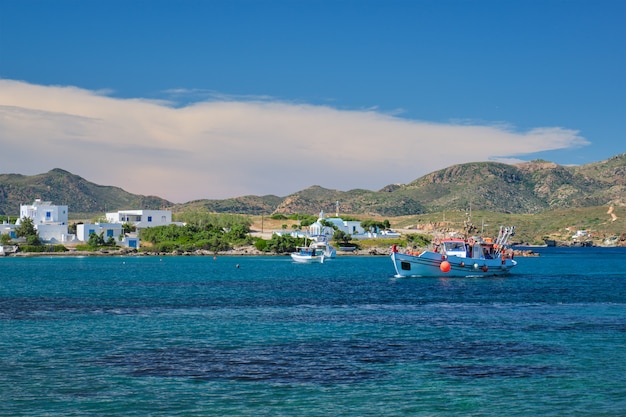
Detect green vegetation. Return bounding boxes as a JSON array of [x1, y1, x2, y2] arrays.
[[14, 217, 42, 247], [18, 244, 68, 253], [261, 234, 306, 253], [0, 168, 171, 216], [332, 230, 354, 247], [139, 212, 254, 253], [405, 233, 432, 248], [4, 202, 624, 256], [174, 211, 252, 229], [86, 232, 118, 249], [0, 233, 12, 245], [390, 206, 626, 245], [360, 219, 391, 232]]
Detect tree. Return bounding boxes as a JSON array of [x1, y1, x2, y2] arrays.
[[122, 222, 136, 235], [360, 220, 386, 233], [1, 233, 12, 245], [15, 217, 38, 238], [265, 234, 301, 253], [14, 217, 42, 247], [333, 230, 353, 245], [320, 219, 338, 230], [87, 232, 106, 248]]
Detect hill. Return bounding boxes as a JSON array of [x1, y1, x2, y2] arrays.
[[175, 153, 626, 216], [0, 154, 624, 218], [0, 168, 172, 216]]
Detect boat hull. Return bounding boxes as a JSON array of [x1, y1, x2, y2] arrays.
[[290, 253, 325, 263], [391, 251, 516, 278]]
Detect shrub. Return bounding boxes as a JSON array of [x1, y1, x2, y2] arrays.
[[254, 238, 268, 251]]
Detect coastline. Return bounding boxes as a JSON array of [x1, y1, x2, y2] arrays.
[[4, 246, 392, 257], [4, 245, 541, 258]]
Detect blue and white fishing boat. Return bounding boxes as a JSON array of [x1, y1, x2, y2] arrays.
[[391, 226, 517, 277], [290, 246, 325, 263]]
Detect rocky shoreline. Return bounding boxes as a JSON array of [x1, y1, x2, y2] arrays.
[[5, 245, 541, 257]]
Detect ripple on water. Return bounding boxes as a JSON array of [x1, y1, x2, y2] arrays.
[[99, 337, 565, 384]]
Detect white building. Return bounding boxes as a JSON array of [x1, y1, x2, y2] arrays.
[[1, 219, 17, 239], [275, 211, 368, 240], [105, 209, 182, 229], [76, 222, 140, 249], [18, 199, 73, 242], [76, 222, 123, 242], [308, 211, 400, 240], [322, 217, 366, 237]]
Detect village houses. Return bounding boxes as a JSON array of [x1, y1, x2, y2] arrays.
[[1, 200, 180, 248]]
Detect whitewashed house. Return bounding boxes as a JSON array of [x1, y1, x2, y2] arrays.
[[322, 216, 366, 237], [105, 209, 183, 229], [275, 211, 367, 240], [1, 219, 17, 239], [76, 222, 123, 242], [76, 222, 140, 249], [307, 211, 399, 240], [18, 199, 73, 242]]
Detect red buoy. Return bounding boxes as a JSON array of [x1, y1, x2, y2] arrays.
[[440, 261, 451, 273]]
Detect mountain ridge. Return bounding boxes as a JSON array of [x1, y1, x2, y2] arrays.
[[0, 153, 624, 217], [0, 168, 171, 216]]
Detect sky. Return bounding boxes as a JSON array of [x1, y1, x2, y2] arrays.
[[0, 0, 624, 203]]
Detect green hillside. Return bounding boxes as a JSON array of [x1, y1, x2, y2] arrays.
[[0, 168, 172, 216], [1, 154, 624, 222]]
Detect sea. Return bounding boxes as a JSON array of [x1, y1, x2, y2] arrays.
[[1, 247, 625, 416]]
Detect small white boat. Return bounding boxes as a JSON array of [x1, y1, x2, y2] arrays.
[[290, 246, 326, 263], [391, 226, 517, 277], [339, 246, 357, 252], [0, 245, 18, 256]]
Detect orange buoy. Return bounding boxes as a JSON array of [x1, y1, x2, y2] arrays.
[[440, 261, 451, 273], [481, 265, 488, 272]]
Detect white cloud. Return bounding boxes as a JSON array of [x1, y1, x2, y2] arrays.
[[0, 79, 590, 203]]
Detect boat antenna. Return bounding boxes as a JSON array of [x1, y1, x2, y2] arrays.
[[464, 207, 475, 239]]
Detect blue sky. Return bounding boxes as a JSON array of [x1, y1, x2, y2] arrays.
[[0, 0, 624, 202]]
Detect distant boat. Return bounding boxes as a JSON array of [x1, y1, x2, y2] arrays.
[[339, 245, 357, 252], [290, 246, 325, 263], [0, 245, 18, 256], [391, 226, 517, 277]]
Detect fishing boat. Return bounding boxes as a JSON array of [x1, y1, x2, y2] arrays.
[[391, 226, 517, 277], [290, 246, 326, 263]]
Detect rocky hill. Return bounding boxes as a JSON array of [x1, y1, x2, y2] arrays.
[[0, 168, 172, 216], [179, 153, 625, 216], [1, 154, 624, 217]]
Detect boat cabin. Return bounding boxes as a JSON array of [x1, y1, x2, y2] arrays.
[[439, 238, 497, 260], [297, 247, 323, 256], [440, 239, 468, 258]]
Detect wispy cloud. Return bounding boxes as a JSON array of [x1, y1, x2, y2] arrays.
[[0, 79, 590, 203]]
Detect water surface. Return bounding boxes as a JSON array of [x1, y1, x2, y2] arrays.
[[1, 248, 625, 416]]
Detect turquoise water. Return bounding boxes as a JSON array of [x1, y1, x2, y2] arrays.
[[1, 248, 625, 416]]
